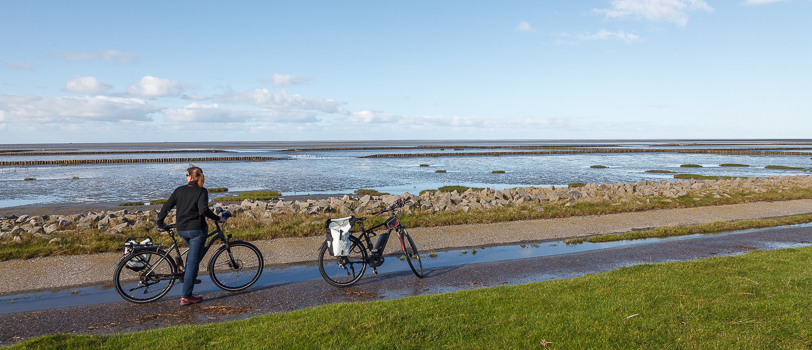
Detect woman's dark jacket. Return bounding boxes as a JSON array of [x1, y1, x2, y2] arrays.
[[156, 181, 220, 232]]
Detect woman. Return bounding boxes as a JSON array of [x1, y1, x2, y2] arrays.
[[156, 166, 225, 306]]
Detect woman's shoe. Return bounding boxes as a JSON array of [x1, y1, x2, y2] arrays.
[[180, 296, 203, 305]]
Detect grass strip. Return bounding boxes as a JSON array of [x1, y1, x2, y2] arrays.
[[355, 189, 389, 196], [212, 191, 281, 202], [674, 174, 719, 180], [590, 165, 607, 168], [765, 165, 804, 170], [14, 246, 812, 349], [680, 164, 702, 167], [565, 214, 812, 244], [720, 164, 748, 167]]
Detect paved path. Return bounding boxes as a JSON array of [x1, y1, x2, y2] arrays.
[[2, 199, 811, 295]]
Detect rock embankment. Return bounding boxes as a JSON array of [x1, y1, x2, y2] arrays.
[[1, 175, 811, 242]]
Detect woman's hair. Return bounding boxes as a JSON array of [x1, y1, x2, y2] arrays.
[[187, 166, 205, 187]]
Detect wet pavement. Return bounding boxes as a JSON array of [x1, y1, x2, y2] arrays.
[[1, 223, 811, 346]]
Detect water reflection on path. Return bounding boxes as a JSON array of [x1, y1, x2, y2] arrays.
[[5, 222, 811, 314]]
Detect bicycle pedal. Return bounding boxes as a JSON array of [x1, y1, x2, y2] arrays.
[[373, 268, 378, 275]]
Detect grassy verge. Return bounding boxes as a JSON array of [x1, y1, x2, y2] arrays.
[[211, 191, 281, 202], [355, 189, 389, 196], [565, 214, 812, 244], [14, 246, 812, 349]]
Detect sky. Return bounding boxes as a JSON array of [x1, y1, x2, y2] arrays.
[[1, 0, 810, 144]]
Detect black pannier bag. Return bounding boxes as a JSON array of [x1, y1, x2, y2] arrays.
[[122, 237, 154, 271]]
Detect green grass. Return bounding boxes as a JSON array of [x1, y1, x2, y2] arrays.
[[419, 164, 429, 167], [212, 191, 281, 202], [15, 246, 812, 349], [720, 164, 749, 167], [566, 214, 812, 244], [568, 183, 586, 188], [419, 185, 486, 195], [590, 165, 607, 168], [435, 170, 447, 173], [71, 176, 79, 179], [117, 202, 144, 206], [149, 199, 167, 205], [23, 177, 35, 181], [645, 170, 675, 173], [453, 148, 464, 151], [355, 189, 389, 196], [674, 174, 719, 180], [680, 164, 702, 167], [492, 170, 505, 173], [765, 165, 804, 170], [208, 187, 229, 193]]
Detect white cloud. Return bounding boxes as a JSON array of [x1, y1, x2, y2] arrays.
[[126, 76, 186, 99], [180, 93, 211, 101], [516, 21, 537, 33], [339, 112, 572, 131], [344, 110, 405, 124], [579, 29, 640, 44], [217, 88, 345, 113], [594, 0, 713, 26], [1, 61, 35, 70], [164, 103, 321, 124], [263, 74, 313, 87], [256, 110, 321, 123], [62, 76, 113, 95], [0, 94, 159, 123], [50, 49, 142, 63], [164, 103, 251, 123], [741, 0, 794, 4]]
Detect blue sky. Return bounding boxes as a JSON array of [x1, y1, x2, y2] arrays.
[[1, 0, 809, 144]]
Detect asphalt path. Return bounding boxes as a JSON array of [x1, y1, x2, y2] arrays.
[[2, 224, 811, 346]]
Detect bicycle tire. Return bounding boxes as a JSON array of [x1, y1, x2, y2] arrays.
[[318, 236, 368, 287], [114, 249, 177, 303], [401, 230, 424, 278], [208, 241, 264, 291]]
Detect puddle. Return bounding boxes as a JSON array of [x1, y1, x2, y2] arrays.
[[4, 222, 812, 314]]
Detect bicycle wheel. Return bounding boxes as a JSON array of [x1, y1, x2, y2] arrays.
[[208, 241, 264, 291], [114, 249, 176, 303], [318, 236, 368, 287], [401, 230, 424, 278]]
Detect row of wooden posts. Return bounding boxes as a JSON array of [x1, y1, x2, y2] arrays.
[[361, 148, 812, 158], [0, 156, 286, 166]]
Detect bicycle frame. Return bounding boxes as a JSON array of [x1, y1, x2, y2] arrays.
[[143, 221, 233, 278]]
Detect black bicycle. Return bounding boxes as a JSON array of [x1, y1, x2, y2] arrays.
[[318, 199, 423, 287], [113, 209, 264, 303]]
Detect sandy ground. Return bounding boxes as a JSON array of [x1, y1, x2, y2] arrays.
[[2, 199, 811, 296]]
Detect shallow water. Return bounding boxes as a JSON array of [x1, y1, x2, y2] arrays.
[[0, 140, 810, 208]]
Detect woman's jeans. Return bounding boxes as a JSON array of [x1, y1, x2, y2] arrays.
[[177, 229, 205, 298]]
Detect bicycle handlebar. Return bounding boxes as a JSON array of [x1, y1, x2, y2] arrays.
[[377, 198, 411, 214]]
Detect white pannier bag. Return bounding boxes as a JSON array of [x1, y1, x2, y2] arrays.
[[325, 216, 353, 257]]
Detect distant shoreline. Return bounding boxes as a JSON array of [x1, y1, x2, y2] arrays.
[[3, 139, 812, 152]]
